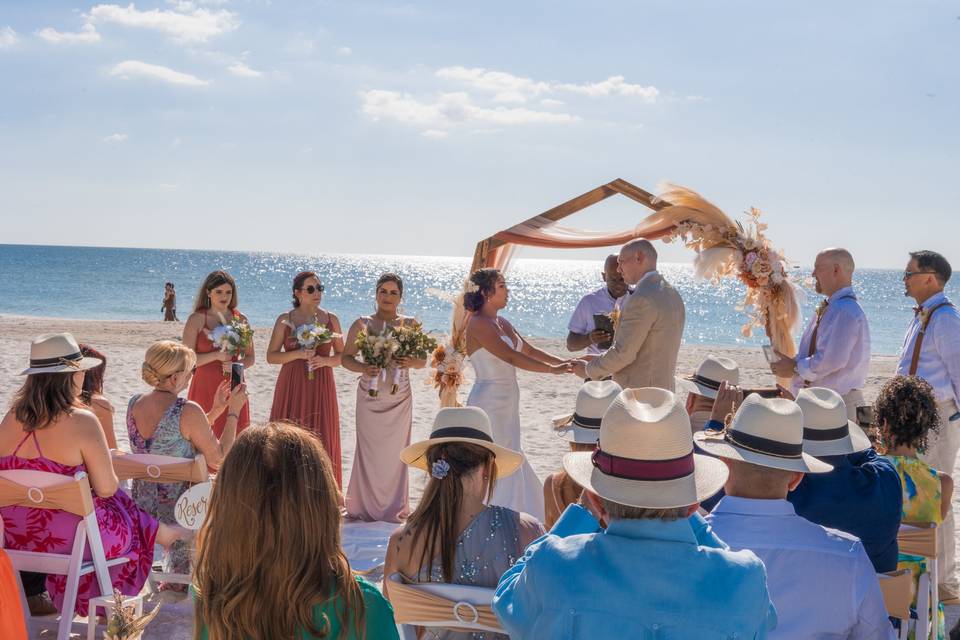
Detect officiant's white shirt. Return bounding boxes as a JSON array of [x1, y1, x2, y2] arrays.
[[567, 286, 627, 355], [793, 286, 870, 395]]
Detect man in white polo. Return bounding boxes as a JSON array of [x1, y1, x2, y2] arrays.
[[770, 248, 870, 418], [566, 254, 629, 355], [698, 394, 893, 639]]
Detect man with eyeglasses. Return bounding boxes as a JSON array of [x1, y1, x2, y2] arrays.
[[566, 254, 629, 355], [897, 249, 960, 598]]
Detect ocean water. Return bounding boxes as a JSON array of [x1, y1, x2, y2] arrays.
[[1, 244, 954, 355]]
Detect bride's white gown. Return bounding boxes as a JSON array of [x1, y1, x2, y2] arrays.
[[467, 334, 545, 521]]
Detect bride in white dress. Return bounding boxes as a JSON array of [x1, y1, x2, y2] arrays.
[[464, 268, 575, 521]]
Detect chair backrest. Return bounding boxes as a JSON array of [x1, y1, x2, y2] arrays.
[[898, 522, 938, 558], [878, 569, 914, 620], [387, 572, 503, 633], [0, 469, 94, 516], [111, 451, 208, 483]]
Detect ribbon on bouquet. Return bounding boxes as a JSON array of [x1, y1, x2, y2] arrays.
[[367, 368, 388, 397]]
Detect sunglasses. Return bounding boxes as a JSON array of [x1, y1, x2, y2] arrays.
[[299, 285, 324, 294], [903, 270, 938, 280]]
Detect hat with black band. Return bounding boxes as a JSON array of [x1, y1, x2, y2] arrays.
[[20, 333, 103, 376], [796, 387, 871, 457], [676, 355, 740, 400], [552, 380, 623, 443]]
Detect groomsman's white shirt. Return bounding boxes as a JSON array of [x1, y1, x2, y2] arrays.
[[896, 292, 960, 406], [793, 286, 871, 395], [567, 286, 628, 356]]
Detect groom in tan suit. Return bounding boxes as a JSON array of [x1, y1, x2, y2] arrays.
[[573, 239, 685, 390]]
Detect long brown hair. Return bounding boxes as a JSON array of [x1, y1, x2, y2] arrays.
[[404, 442, 496, 583], [13, 372, 77, 431], [193, 270, 238, 312], [79, 344, 106, 404], [193, 423, 365, 640]]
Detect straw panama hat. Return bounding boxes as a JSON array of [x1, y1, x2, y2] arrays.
[[20, 333, 102, 376], [676, 354, 739, 400], [552, 380, 623, 443], [694, 394, 833, 473], [400, 407, 523, 479], [796, 387, 872, 457], [563, 387, 728, 509]]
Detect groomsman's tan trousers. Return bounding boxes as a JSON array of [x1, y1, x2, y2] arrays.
[[919, 399, 960, 596]]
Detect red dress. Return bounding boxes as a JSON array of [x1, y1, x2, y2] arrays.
[[187, 309, 251, 437], [269, 320, 342, 486]]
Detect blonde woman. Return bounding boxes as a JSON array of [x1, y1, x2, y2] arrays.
[[193, 423, 399, 640], [127, 340, 246, 585]]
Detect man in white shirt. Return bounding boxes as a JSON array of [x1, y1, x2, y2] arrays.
[[896, 249, 960, 595], [770, 248, 870, 418], [566, 254, 629, 355], [697, 394, 894, 639]]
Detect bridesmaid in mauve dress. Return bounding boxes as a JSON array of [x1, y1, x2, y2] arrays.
[[341, 273, 426, 522], [183, 270, 254, 438], [268, 271, 345, 487]]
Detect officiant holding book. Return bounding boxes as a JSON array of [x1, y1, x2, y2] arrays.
[[566, 255, 629, 355]]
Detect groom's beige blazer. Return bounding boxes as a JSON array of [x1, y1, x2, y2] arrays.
[[584, 271, 685, 391]]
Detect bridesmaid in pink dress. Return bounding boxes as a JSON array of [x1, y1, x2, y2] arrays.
[[267, 271, 345, 487], [341, 273, 426, 522], [0, 333, 190, 616]]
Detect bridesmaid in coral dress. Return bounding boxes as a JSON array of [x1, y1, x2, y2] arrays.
[[183, 270, 254, 438], [268, 271, 345, 486], [342, 273, 426, 522]]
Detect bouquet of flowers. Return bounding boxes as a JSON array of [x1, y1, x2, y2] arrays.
[[389, 320, 438, 393], [431, 342, 466, 407], [355, 326, 399, 397], [295, 323, 340, 380], [208, 313, 254, 376], [104, 589, 161, 640]]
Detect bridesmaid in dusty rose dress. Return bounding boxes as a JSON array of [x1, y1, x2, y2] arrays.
[[341, 273, 426, 522], [267, 271, 345, 486]]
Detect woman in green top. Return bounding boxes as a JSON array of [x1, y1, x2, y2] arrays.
[[192, 423, 399, 640], [877, 375, 953, 639]]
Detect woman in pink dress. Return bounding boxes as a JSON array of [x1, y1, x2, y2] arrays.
[[183, 270, 254, 438], [0, 333, 190, 617], [341, 273, 426, 522], [268, 271, 345, 487]]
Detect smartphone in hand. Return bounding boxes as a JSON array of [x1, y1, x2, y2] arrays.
[[231, 362, 244, 390], [762, 345, 777, 363]]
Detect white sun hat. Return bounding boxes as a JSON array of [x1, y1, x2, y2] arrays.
[[552, 380, 623, 444], [20, 333, 102, 376], [400, 407, 523, 479], [694, 394, 833, 473], [562, 387, 728, 509], [676, 354, 740, 400], [796, 387, 872, 457]]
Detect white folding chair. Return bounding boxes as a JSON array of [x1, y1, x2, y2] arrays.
[[386, 572, 503, 639], [0, 469, 130, 640], [111, 451, 208, 586], [899, 522, 939, 640], [878, 568, 914, 640]]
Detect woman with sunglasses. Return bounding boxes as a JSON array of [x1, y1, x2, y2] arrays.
[[127, 340, 247, 586], [268, 271, 345, 486]]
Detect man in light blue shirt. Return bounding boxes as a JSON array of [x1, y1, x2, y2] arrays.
[[493, 387, 776, 639], [697, 393, 894, 639]]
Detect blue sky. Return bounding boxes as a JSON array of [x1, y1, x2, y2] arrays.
[[1, 1, 957, 268]]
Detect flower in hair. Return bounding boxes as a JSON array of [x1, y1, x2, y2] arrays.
[[464, 280, 480, 294], [431, 459, 451, 480]]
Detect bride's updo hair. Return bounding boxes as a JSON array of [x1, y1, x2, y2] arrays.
[[142, 340, 196, 388], [463, 268, 501, 313]]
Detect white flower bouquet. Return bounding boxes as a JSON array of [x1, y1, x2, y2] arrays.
[[388, 320, 438, 393], [207, 313, 254, 376], [355, 326, 399, 397], [294, 323, 340, 380]]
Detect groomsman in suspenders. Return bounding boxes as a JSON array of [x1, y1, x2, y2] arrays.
[[770, 248, 870, 418], [897, 249, 960, 597]]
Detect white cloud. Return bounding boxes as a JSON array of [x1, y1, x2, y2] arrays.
[[436, 66, 549, 104], [159, 182, 179, 190], [227, 62, 262, 77], [556, 75, 659, 102], [102, 133, 128, 143], [36, 23, 101, 45], [171, 137, 182, 148], [0, 26, 18, 48], [336, 46, 352, 56], [109, 60, 209, 86], [421, 129, 448, 139], [540, 98, 564, 107], [88, 3, 238, 43], [360, 90, 578, 133]]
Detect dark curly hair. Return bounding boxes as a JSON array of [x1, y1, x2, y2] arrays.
[[874, 375, 941, 451], [463, 268, 502, 312]]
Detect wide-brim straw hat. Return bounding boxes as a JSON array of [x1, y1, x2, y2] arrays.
[[676, 354, 739, 400], [552, 380, 623, 443], [20, 333, 102, 376], [563, 387, 728, 509], [401, 407, 523, 479], [694, 394, 833, 473], [796, 387, 872, 457]]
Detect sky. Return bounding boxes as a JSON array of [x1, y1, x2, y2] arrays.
[[0, 0, 958, 268]]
